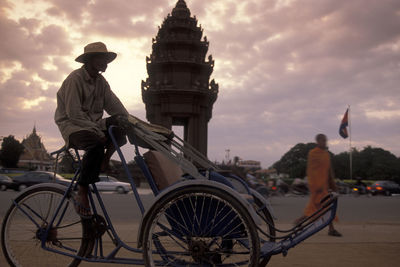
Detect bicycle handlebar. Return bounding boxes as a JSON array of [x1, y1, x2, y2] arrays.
[[50, 146, 67, 156]]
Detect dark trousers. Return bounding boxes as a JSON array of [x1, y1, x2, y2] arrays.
[[69, 128, 126, 186]]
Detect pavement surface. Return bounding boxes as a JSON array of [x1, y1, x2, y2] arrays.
[[0, 188, 399, 266]]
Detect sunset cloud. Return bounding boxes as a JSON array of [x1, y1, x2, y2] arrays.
[[0, 0, 399, 167]]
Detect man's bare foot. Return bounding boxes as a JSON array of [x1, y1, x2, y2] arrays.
[[72, 185, 92, 218], [328, 223, 342, 237], [328, 229, 342, 237]]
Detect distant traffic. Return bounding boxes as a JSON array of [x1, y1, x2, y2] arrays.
[[0, 171, 131, 194]]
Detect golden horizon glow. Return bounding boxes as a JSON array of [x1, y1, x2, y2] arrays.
[[1, 0, 399, 166]]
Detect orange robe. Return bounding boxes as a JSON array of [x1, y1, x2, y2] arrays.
[[304, 147, 337, 220]]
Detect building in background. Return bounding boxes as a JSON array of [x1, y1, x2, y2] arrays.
[[142, 0, 218, 156], [18, 126, 53, 171], [237, 160, 261, 170]]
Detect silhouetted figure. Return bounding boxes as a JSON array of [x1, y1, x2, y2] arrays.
[[296, 134, 342, 237], [355, 177, 367, 194], [55, 42, 128, 218]]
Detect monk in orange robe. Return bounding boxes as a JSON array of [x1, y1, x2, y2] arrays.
[[304, 134, 341, 237]]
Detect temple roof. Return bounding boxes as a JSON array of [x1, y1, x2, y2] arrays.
[[172, 0, 190, 18], [19, 126, 52, 162]]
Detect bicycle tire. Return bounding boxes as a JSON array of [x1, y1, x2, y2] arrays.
[[1, 185, 91, 267], [142, 185, 260, 266]]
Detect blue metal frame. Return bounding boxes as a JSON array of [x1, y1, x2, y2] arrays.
[[260, 195, 338, 257], [11, 126, 151, 264], [8, 125, 339, 265]]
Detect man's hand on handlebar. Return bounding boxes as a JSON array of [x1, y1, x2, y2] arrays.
[[106, 115, 131, 130]]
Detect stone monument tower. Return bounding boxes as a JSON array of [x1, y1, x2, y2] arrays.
[[141, 0, 218, 156]]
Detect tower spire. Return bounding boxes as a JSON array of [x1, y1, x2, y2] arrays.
[[172, 0, 190, 18], [176, 0, 187, 7], [141, 0, 218, 156]]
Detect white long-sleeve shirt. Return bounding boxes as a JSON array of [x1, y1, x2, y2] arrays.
[[55, 66, 128, 147]]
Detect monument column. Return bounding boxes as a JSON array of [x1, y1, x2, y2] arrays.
[[141, 0, 218, 156]]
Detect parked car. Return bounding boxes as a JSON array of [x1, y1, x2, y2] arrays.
[[12, 171, 71, 191], [367, 181, 400, 196], [0, 174, 19, 191], [94, 175, 131, 194]]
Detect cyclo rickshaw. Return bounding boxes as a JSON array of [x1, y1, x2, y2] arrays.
[[1, 116, 338, 266]]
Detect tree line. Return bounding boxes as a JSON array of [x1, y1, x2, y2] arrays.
[[0, 135, 24, 168], [272, 143, 400, 182], [2, 134, 400, 183]]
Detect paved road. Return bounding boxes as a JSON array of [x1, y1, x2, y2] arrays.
[[1, 189, 399, 224], [0, 188, 399, 266]]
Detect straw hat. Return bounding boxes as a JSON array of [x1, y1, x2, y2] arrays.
[[75, 42, 117, 63]]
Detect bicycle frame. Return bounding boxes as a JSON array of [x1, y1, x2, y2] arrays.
[[8, 123, 339, 265], [12, 126, 154, 264]]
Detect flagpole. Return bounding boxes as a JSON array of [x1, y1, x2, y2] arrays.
[[348, 105, 352, 182]]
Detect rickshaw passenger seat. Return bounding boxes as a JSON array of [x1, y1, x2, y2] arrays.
[[143, 150, 184, 190], [143, 150, 255, 204]]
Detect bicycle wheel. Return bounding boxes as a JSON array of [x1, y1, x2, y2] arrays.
[[1, 185, 91, 267], [142, 185, 260, 266]]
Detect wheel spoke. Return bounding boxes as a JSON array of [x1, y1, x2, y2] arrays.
[[21, 203, 48, 224], [144, 189, 260, 266], [2, 188, 87, 267]]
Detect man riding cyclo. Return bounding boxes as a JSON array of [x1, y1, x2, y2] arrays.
[[55, 42, 129, 218]]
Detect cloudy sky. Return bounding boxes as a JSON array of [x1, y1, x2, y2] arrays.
[[0, 0, 399, 167]]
